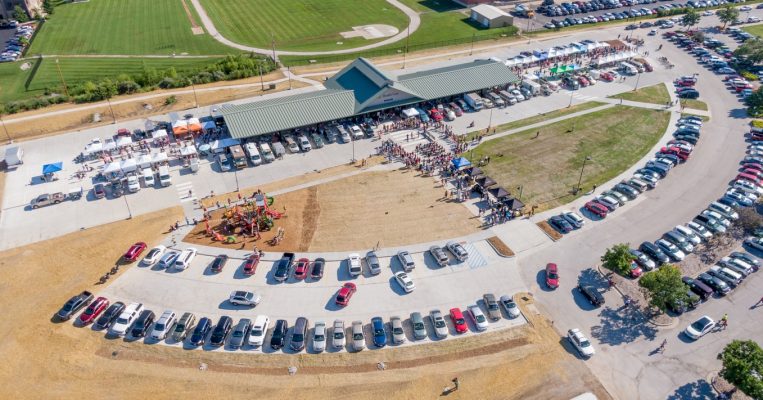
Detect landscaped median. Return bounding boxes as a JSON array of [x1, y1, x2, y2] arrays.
[[608, 83, 671, 105], [466, 105, 670, 211]]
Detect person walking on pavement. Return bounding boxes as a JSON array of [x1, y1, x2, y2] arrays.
[[720, 313, 728, 329], [659, 339, 667, 353], [756, 296, 763, 307]]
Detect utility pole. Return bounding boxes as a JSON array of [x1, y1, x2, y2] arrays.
[[106, 97, 116, 124], [0, 114, 11, 143], [470, 33, 475, 56], [191, 81, 199, 108], [55, 58, 69, 97], [258, 63, 264, 91], [403, 25, 410, 69], [576, 156, 592, 194], [634, 71, 642, 91], [270, 32, 277, 66], [287, 66, 292, 90]]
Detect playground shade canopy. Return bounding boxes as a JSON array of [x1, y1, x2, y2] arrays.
[[467, 167, 484, 177], [488, 186, 510, 199], [504, 197, 525, 210], [42, 162, 63, 174], [452, 157, 472, 170], [475, 176, 497, 187]]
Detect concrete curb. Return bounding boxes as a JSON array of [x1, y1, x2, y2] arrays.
[[485, 238, 515, 258]]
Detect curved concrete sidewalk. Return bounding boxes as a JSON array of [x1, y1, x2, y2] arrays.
[[189, 0, 421, 59]]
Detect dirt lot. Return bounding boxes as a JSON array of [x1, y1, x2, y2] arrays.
[[0, 208, 612, 400], [187, 166, 481, 251]]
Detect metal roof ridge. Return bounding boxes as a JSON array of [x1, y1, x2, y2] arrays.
[[223, 89, 352, 114]]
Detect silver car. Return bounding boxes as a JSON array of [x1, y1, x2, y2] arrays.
[[446, 241, 469, 261], [397, 250, 415, 271], [429, 245, 449, 267], [500, 295, 520, 318], [313, 321, 326, 353], [229, 318, 251, 349], [410, 312, 427, 340], [332, 319, 345, 349], [429, 309, 448, 338], [352, 320, 365, 351], [365, 251, 381, 275], [390, 316, 406, 344], [482, 293, 501, 321]]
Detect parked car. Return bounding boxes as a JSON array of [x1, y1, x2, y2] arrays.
[[270, 319, 288, 350], [561, 211, 585, 228], [158, 251, 179, 269], [450, 308, 468, 334], [78, 296, 109, 325], [394, 271, 416, 293], [348, 252, 363, 276], [141, 245, 166, 266], [630, 249, 656, 271], [275, 252, 295, 281], [567, 328, 595, 357], [290, 317, 309, 351], [410, 312, 427, 340], [57, 290, 94, 321], [149, 310, 177, 341], [389, 316, 406, 344], [171, 312, 197, 342], [190, 317, 212, 346], [294, 257, 310, 280], [545, 263, 559, 289], [467, 304, 489, 331], [585, 200, 608, 218], [656, 239, 686, 261], [365, 251, 381, 275], [429, 245, 449, 267], [209, 316, 233, 347], [482, 293, 501, 321], [684, 315, 715, 340], [247, 315, 270, 347], [430, 309, 448, 338], [311, 257, 325, 279], [229, 318, 251, 349], [446, 241, 469, 261], [697, 272, 731, 295], [682, 276, 713, 300], [332, 319, 346, 349], [209, 254, 229, 273], [229, 290, 261, 307], [123, 242, 147, 262], [578, 284, 605, 307], [173, 247, 197, 270], [352, 320, 366, 350], [130, 309, 156, 338], [94, 301, 125, 330], [549, 215, 573, 233], [243, 253, 260, 275], [335, 282, 357, 306]]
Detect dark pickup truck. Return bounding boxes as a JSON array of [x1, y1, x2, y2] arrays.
[[57, 290, 94, 321], [274, 252, 295, 282]]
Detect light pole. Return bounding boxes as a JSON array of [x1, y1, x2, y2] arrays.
[[567, 87, 574, 108], [633, 71, 642, 91], [55, 58, 69, 97], [234, 168, 240, 192], [106, 97, 116, 124], [575, 156, 592, 194], [0, 114, 11, 143], [351, 136, 356, 163], [487, 107, 494, 132], [191, 81, 199, 108], [123, 194, 132, 219], [516, 185, 523, 200]]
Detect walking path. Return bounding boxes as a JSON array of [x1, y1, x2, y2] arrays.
[[188, 0, 421, 59]]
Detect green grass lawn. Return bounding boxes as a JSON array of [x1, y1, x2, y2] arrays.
[[0, 62, 35, 103], [743, 24, 763, 38], [468, 101, 605, 137], [609, 83, 670, 105], [200, 0, 409, 51], [680, 99, 708, 111], [467, 106, 670, 210], [681, 113, 710, 122], [28, 0, 234, 55]]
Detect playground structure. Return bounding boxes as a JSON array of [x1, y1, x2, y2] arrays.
[[204, 193, 286, 245]]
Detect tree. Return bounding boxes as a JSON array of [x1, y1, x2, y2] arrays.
[[735, 39, 763, 64], [735, 207, 763, 235], [12, 5, 29, 22], [718, 340, 763, 399], [601, 243, 633, 276], [638, 264, 688, 312], [717, 5, 740, 29], [682, 9, 701, 31], [43, 0, 54, 15]]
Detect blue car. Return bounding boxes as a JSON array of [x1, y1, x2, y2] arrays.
[[548, 215, 573, 234], [371, 317, 387, 348], [716, 67, 737, 75]]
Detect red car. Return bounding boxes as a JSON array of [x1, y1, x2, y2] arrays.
[[675, 79, 696, 87], [122, 242, 147, 262], [294, 258, 310, 279], [335, 282, 357, 306], [629, 260, 643, 278], [450, 308, 468, 333], [116, 128, 131, 137], [743, 162, 763, 172], [743, 168, 763, 178], [78, 296, 109, 325], [641, 62, 653, 72], [243, 253, 260, 275], [429, 109, 443, 122], [660, 146, 689, 161], [600, 72, 614, 82], [585, 201, 608, 218], [545, 263, 559, 289], [449, 102, 463, 116], [737, 172, 761, 184], [577, 76, 589, 87]]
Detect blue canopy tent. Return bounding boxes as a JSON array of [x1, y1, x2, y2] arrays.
[[451, 157, 471, 170], [42, 162, 62, 174]]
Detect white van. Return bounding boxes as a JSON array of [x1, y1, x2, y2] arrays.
[[297, 135, 312, 151], [110, 302, 144, 337], [174, 247, 197, 270], [158, 165, 171, 187], [487, 92, 505, 108], [244, 142, 262, 166], [142, 168, 155, 187], [258, 142, 275, 162]]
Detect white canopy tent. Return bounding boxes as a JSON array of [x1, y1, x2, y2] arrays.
[[210, 138, 240, 153], [120, 158, 137, 173], [180, 146, 198, 157], [152, 152, 168, 164], [84, 140, 103, 155], [103, 162, 122, 175], [151, 129, 168, 140], [103, 138, 117, 152], [401, 107, 419, 118], [116, 136, 133, 147], [137, 154, 153, 169]]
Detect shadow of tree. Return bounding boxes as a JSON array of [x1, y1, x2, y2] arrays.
[[665, 379, 715, 400], [589, 304, 658, 346], [578, 266, 608, 290]]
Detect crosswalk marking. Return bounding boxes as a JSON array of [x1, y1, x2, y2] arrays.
[[176, 181, 197, 204], [386, 130, 429, 152]]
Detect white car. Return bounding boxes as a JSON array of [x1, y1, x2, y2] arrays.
[[149, 310, 176, 340], [332, 319, 346, 349], [720, 256, 754, 276], [684, 315, 715, 340], [561, 211, 585, 228], [352, 320, 365, 351], [126, 175, 140, 193], [567, 328, 595, 357], [173, 247, 197, 270], [350, 125, 363, 139], [702, 210, 731, 227], [674, 225, 701, 245], [229, 290, 261, 306], [141, 245, 166, 266], [394, 271, 416, 293], [247, 315, 269, 347], [500, 295, 520, 318], [708, 202, 739, 220], [596, 195, 620, 210], [446, 241, 469, 261], [687, 221, 713, 240], [109, 302, 143, 337], [348, 253, 362, 277], [467, 304, 489, 331], [510, 89, 525, 101], [656, 239, 685, 261], [297, 135, 312, 152], [390, 316, 406, 344], [430, 310, 448, 338], [313, 321, 326, 353], [733, 179, 763, 195], [746, 236, 763, 252]]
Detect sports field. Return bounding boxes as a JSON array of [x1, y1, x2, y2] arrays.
[[27, 0, 234, 55], [199, 0, 410, 51]]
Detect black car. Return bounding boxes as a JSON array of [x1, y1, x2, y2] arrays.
[[682, 276, 713, 300], [311, 257, 325, 280], [577, 285, 605, 307], [93, 183, 106, 199], [274, 253, 295, 282], [639, 241, 670, 265], [613, 183, 639, 200], [94, 301, 125, 329], [270, 319, 288, 350], [697, 272, 730, 295], [641, 166, 667, 179], [210, 316, 233, 347], [56, 291, 94, 321], [210, 254, 229, 273], [190, 317, 212, 346], [548, 215, 573, 234], [130, 310, 155, 338], [678, 89, 700, 99]]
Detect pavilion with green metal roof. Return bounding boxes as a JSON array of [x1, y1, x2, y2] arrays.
[[222, 57, 520, 140]]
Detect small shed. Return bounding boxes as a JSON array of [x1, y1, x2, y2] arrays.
[[470, 5, 514, 29], [3, 146, 23, 167]]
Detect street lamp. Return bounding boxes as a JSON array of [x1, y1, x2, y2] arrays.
[[487, 107, 494, 132], [234, 168, 240, 192], [567, 88, 575, 108], [0, 114, 11, 143], [633, 71, 642, 91], [516, 185, 523, 200], [575, 156, 592, 194], [123, 194, 132, 219], [351, 136, 356, 163]]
